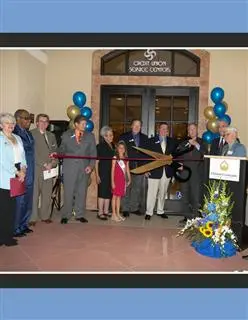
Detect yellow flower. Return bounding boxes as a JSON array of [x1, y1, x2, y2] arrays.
[[199, 227, 205, 234], [203, 229, 213, 238], [206, 221, 213, 230]]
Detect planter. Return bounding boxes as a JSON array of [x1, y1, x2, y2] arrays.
[[191, 238, 237, 258]]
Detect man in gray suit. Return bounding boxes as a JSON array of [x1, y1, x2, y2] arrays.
[[58, 115, 96, 224], [30, 114, 58, 226], [222, 127, 247, 157]]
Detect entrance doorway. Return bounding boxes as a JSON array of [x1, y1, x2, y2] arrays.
[[101, 85, 199, 141], [100, 85, 199, 211]]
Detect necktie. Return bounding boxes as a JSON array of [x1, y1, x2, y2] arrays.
[[25, 130, 31, 143], [75, 130, 81, 144], [219, 138, 225, 154], [161, 138, 166, 153], [43, 133, 49, 148], [134, 134, 138, 147]]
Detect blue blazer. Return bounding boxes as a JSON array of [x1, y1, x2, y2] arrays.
[[13, 125, 35, 186], [0, 132, 27, 190], [224, 142, 247, 157]]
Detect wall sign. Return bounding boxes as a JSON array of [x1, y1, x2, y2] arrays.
[[128, 49, 172, 75], [209, 158, 240, 182]]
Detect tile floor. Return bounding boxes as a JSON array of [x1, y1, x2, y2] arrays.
[[1, 212, 248, 272]]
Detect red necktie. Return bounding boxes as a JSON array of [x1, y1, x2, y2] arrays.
[[75, 130, 81, 144]]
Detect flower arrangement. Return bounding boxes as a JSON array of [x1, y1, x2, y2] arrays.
[[178, 180, 238, 258]]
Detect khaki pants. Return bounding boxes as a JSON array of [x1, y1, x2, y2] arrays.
[[31, 167, 53, 221], [146, 171, 170, 216]]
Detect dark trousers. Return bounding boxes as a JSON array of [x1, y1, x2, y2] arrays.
[[121, 174, 146, 213], [0, 188, 16, 244], [14, 184, 33, 234], [181, 169, 203, 216]]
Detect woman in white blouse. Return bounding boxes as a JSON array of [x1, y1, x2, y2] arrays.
[[0, 113, 27, 246]]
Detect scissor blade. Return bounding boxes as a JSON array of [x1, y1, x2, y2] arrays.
[[133, 146, 166, 159], [131, 160, 168, 175]]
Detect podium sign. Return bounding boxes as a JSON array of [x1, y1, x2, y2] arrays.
[[204, 155, 248, 248], [209, 158, 240, 182]]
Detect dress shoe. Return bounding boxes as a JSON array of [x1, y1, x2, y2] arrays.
[[145, 215, 151, 220], [242, 255, 248, 260], [14, 231, 26, 238], [61, 218, 68, 224], [23, 227, 33, 233], [122, 211, 130, 217], [160, 214, 168, 219], [97, 214, 108, 221], [42, 219, 53, 224], [76, 217, 88, 223], [179, 217, 187, 224], [131, 210, 142, 216], [5, 239, 18, 247]]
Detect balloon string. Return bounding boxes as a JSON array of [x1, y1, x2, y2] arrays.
[[51, 154, 203, 162]]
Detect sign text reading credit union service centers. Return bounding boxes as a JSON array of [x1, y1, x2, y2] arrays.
[[128, 49, 172, 74]]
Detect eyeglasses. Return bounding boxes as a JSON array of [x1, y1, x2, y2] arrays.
[[20, 116, 31, 120]]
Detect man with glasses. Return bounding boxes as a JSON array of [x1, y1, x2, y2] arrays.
[[13, 109, 35, 237], [222, 127, 246, 157], [29, 114, 58, 225]]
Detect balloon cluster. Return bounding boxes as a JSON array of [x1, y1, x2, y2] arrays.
[[202, 87, 231, 144], [66, 91, 94, 132]]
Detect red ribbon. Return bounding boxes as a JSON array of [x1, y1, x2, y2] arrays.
[[50, 154, 203, 162]]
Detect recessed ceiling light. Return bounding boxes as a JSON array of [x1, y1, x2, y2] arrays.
[[116, 97, 123, 101]]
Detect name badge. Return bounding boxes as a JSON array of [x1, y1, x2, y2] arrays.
[[227, 150, 233, 155]]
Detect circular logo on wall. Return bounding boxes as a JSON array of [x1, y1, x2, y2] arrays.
[[144, 49, 157, 61]]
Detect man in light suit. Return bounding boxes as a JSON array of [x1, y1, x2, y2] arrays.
[[222, 127, 247, 157], [145, 123, 178, 220], [29, 114, 58, 225], [58, 115, 97, 224]]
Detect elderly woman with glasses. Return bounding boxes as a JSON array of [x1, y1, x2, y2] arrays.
[[0, 113, 27, 246], [95, 126, 115, 220]]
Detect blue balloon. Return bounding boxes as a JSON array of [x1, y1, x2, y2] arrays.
[[80, 106, 92, 119], [220, 114, 231, 125], [213, 102, 226, 118], [73, 91, 86, 108], [211, 87, 224, 104], [202, 130, 214, 144], [213, 132, 220, 139], [85, 120, 94, 132]]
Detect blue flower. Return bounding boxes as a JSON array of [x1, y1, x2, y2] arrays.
[[207, 203, 216, 212], [207, 213, 218, 222], [201, 212, 207, 218]]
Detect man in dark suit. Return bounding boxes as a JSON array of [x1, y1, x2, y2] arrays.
[[119, 119, 149, 217], [13, 109, 35, 237], [179, 123, 207, 223], [145, 123, 178, 220], [210, 119, 229, 155]]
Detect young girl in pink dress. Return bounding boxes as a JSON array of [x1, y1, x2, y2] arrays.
[[111, 141, 131, 222]]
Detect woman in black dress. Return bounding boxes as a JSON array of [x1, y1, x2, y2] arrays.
[[95, 126, 115, 220]]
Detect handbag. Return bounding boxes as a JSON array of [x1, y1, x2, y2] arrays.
[[10, 177, 26, 197]]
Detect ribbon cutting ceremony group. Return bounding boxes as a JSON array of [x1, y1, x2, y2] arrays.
[[0, 109, 246, 248]]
